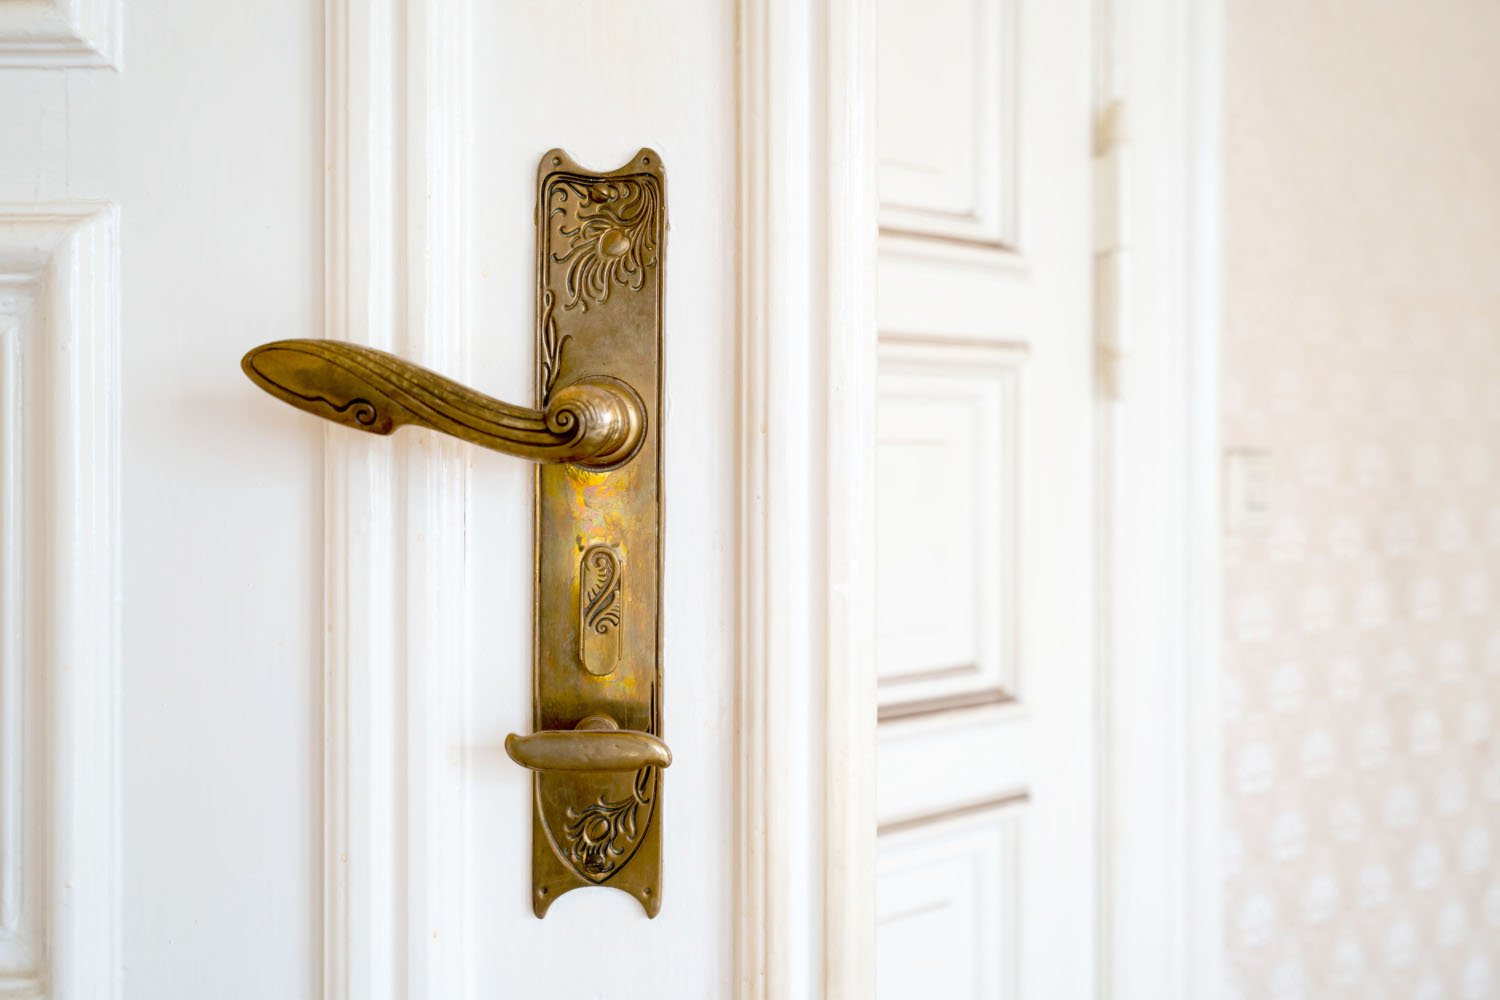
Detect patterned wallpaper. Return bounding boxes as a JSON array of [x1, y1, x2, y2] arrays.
[[1222, 2, 1500, 998]]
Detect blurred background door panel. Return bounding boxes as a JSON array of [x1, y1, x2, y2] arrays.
[[872, 0, 1097, 995]]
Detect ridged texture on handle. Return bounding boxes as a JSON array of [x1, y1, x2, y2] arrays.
[[241, 339, 646, 468], [504, 730, 672, 772]]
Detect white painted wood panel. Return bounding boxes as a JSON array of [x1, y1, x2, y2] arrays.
[[28, 2, 328, 993], [465, 2, 742, 996], [0, 0, 119, 68], [877, 706, 1030, 827], [0, 205, 120, 1000], [0, 2, 891, 997], [878, 238, 1031, 341], [876, 805, 1019, 1000], [874, 0, 1097, 995], [0, 275, 42, 993], [877, 0, 1017, 244], [876, 341, 1021, 713]]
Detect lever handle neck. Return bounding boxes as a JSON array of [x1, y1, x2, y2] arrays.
[[242, 339, 646, 469]]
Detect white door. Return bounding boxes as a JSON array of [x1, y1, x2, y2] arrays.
[[1, 1, 743, 997], [872, 0, 1098, 996], [1, 0, 1097, 996]]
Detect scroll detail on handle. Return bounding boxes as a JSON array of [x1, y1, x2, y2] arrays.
[[240, 338, 646, 470]]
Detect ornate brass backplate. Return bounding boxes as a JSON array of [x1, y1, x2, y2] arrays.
[[528, 149, 665, 917], [239, 148, 668, 919]]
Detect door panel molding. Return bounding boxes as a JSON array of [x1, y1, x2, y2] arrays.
[[875, 804, 1021, 1000], [0, 203, 121, 1000], [875, 340, 1023, 714], [0, 0, 121, 69], [736, 0, 877, 996], [322, 1, 472, 996], [875, 0, 1018, 246]]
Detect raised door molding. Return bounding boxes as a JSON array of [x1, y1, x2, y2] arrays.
[[322, 1, 472, 996], [0, 0, 121, 69], [876, 805, 1020, 999], [737, 0, 877, 996], [875, 340, 1022, 716], [0, 203, 122, 1000], [876, 0, 1017, 245]]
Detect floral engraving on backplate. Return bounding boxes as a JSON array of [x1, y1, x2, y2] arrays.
[[562, 767, 653, 880], [579, 544, 622, 676], [547, 175, 661, 311], [538, 289, 569, 403]]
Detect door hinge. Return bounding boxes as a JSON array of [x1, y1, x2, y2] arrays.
[[1093, 99, 1128, 401]]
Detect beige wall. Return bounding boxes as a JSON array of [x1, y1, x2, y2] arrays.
[[1222, 2, 1500, 997]]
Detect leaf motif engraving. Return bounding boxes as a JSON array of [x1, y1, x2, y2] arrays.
[[579, 544, 623, 675], [548, 176, 661, 311], [539, 289, 570, 404], [562, 768, 653, 878], [583, 546, 621, 635]]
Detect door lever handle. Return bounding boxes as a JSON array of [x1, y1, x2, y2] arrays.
[[241, 338, 647, 470], [505, 715, 672, 772], [241, 149, 670, 916]]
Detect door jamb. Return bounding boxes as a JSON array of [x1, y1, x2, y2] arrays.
[[1094, 0, 1224, 997], [735, 1, 878, 997], [733, 0, 1225, 997]]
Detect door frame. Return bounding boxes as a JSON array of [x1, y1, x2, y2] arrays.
[[737, 1, 1224, 998], [322, 0, 474, 995], [1090, 0, 1224, 997], [735, 1, 877, 997]]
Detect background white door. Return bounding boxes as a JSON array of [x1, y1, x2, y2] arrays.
[[0, 1, 742, 997], [871, 0, 1098, 996]]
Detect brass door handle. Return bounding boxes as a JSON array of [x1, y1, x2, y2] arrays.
[[505, 715, 672, 772], [244, 150, 670, 917], [241, 339, 647, 470]]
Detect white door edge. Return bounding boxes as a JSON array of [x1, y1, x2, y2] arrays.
[[735, 1, 879, 998], [1094, 0, 1224, 997]]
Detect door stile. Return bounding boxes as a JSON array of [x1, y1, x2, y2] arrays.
[[322, 0, 474, 996], [735, 0, 878, 997]]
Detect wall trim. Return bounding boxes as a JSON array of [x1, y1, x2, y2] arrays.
[[736, 1, 877, 997], [1093, 0, 1222, 997], [322, 1, 472, 996], [0, 0, 121, 69], [0, 203, 122, 999]]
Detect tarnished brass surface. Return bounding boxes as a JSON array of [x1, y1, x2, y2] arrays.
[[527, 149, 666, 917], [504, 727, 672, 772], [240, 339, 646, 469], [239, 148, 668, 919]]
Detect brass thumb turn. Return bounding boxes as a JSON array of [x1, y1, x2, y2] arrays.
[[241, 338, 647, 470], [504, 714, 672, 773]]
